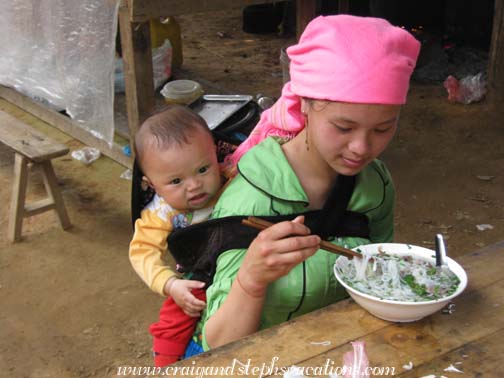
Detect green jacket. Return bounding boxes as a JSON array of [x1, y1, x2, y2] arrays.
[[200, 137, 394, 350]]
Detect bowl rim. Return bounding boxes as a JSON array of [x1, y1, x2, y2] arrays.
[[333, 243, 468, 306]]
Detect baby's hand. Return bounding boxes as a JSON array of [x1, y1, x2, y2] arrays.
[[169, 279, 206, 317]]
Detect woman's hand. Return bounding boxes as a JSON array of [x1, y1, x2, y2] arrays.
[[236, 215, 321, 297], [205, 215, 321, 348]]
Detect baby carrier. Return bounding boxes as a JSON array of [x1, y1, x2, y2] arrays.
[[130, 99, 370, 286]]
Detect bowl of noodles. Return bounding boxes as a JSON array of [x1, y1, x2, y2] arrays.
[[333, 243, 468, 322]]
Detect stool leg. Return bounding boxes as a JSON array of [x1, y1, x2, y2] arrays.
[[40, 160, 71, 230], [8, 154, 29, 242]]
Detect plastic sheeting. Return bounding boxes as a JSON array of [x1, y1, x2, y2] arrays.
[[0, 0, 120, 145]]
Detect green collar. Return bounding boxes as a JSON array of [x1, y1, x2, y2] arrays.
[[237, 137, 309, 205]]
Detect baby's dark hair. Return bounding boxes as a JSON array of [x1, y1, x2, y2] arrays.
[[134, 104, 212, 169]]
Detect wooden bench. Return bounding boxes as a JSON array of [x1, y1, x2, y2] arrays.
[[0, 111, 71, 242]]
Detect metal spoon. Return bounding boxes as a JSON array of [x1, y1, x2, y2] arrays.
[[435, 234, 447, 266]]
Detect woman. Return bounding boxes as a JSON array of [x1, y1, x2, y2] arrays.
[[188, 14, 420, 354]]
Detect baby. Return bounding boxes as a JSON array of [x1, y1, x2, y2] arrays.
[[129, 104, 226, 366]]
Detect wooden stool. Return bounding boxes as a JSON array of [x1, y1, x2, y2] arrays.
[[0, 111, 71, 242]]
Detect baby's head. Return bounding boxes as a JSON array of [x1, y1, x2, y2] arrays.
[[135, 105, 222, 211]]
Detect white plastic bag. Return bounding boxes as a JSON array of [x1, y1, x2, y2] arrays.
[[0, 0, 120, 145], [115, 39, 172, 93], [443, 72, 486, 104], [71, 147, 101, 165], [342, 341, 369, 378]]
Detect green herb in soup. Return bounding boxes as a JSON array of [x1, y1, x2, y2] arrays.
[[335, 252, 460, 302]]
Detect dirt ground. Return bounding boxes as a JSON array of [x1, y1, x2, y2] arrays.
[[1, 8, 503, 378]]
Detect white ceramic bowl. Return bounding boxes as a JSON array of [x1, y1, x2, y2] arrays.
[[333, 243, 468, 322]]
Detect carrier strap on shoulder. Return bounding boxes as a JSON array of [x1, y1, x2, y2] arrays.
[[168, 174, 369, 286], [310, 174, 356, 239]]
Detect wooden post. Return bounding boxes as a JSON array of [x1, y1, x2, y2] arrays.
[[339, 0, 350, 14], [119, 1, 155, 155], [40, 161, 72, 230], [296, 0, 317, 40], [488, 0, 504, 106], [295, 0, 348, 40], [8, 154, 29, 242]]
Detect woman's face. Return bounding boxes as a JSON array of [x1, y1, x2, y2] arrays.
[[304, 99, 401, 176]]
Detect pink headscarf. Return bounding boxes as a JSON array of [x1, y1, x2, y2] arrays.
[[228, 15, 420, 166]]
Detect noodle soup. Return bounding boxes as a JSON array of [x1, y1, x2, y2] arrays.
[[333, 243, 468, 322], [335, 247, 461, 302]]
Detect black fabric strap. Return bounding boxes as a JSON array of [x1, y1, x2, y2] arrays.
[[167, 174, 369, 286], [311, 175, 356, 239], [131, 159, 155, 229]]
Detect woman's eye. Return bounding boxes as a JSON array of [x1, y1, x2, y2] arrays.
[[375, 128, 391, 134], [336, 126, 352, 133], [198, 165, 209, 174], [169, 178, 181, 185]]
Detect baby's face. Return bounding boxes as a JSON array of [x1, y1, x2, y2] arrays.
[[142, 129, 221, 211]]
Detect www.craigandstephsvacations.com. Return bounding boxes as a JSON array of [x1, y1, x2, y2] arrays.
[[116, 357, 397, 377]]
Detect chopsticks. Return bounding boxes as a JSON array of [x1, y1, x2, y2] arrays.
[[241, 216, 363, 260]]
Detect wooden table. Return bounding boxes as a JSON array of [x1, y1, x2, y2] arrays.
[[172, 241, 504, 377]]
